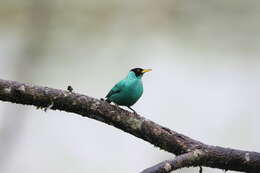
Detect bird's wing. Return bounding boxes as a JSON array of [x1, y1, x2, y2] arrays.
[[105, 80, 125, 98]]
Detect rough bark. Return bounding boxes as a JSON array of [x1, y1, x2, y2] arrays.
[[0, 78, 259, 173]]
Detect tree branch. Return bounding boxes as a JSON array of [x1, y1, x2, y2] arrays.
[[0, 78, 259, 172]]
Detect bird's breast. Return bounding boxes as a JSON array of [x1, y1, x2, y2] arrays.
[[124, 80, 143, 100]]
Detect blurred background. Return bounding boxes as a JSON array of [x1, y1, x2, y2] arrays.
[[0, 0, 260, 173]]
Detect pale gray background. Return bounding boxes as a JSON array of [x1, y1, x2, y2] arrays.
[[0, 0, 259, 173]]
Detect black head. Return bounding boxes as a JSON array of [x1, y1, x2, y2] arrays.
[[131, 68, 144, 77], [130, 68, 152, 77]]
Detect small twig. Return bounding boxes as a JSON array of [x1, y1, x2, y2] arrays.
[[141, 150, 205, 173], [44, 101, 54, 112], [67, 85, 73, 92], [199, 166, 203, 173]]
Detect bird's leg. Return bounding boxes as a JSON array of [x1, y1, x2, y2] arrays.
[[127, 106, 137, 114]]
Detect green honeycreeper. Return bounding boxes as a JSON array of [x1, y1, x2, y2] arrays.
[[105, 68, 152, 113]]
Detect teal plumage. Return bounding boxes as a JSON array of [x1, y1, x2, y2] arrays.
[[105, 68, 151, 113]]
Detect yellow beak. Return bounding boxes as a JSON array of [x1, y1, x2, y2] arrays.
[[142, 69, 152, 73]]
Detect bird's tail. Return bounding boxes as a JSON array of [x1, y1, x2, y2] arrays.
[[105, 98, 111, 103]]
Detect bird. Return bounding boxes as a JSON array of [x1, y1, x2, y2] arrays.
[[105, 68, 152, 113]]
